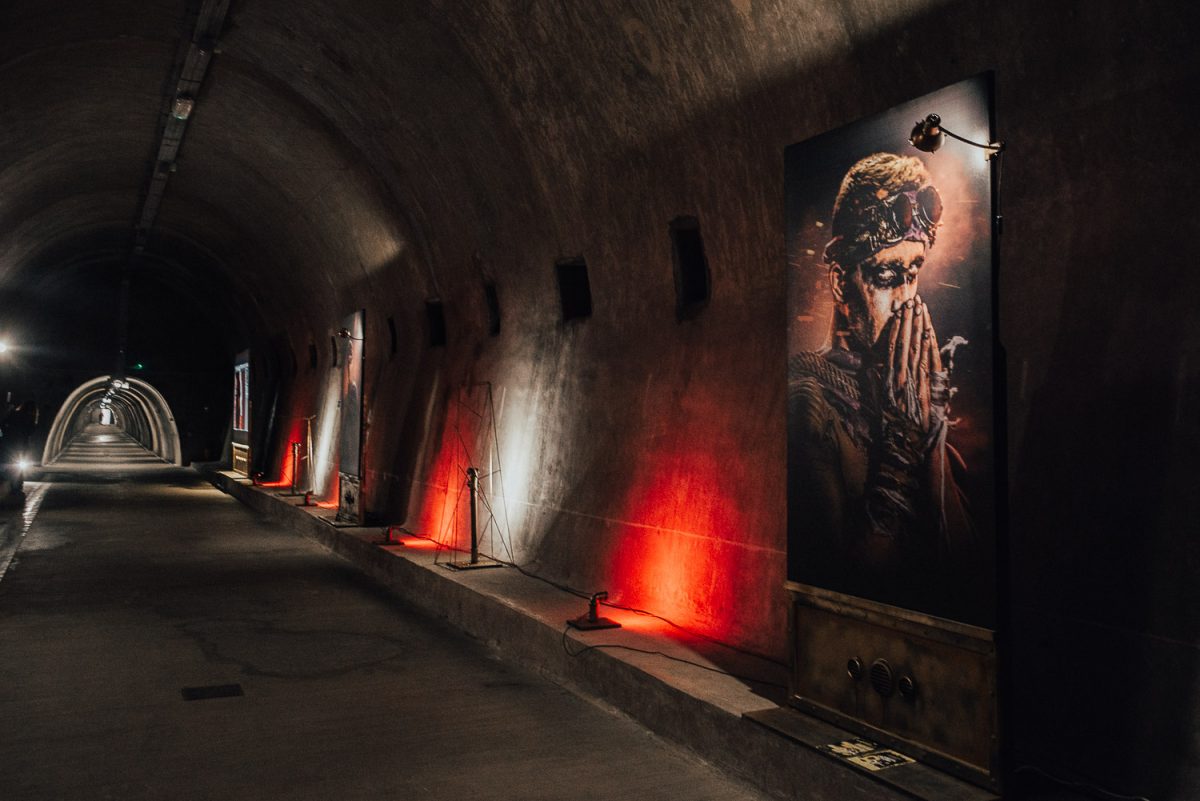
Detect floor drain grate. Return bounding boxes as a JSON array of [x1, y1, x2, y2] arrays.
[[181, 683, 244, 701]]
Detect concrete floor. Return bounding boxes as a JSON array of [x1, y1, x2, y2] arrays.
[[0, 467, 769, 800]]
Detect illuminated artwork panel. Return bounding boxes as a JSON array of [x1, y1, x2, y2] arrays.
[[786, 76, 997, 628]]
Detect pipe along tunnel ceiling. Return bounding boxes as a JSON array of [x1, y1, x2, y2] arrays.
[[1, 2, 1198, 797]]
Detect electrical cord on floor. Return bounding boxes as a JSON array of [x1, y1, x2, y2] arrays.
[[389, 526, 591, 600], [561, 624, 788, 691], [1013, 764, 1151, 801], [597, 598, 787, 668], [386, 526, 786, 668]]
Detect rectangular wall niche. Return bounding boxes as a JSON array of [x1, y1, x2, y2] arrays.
[[484, 282, 501, 336], [387, 316, 397, 356], [669, 216, 711, 319], [308, 342, 318, 370], [555, 258, 592, 321], [426, 300, 447, 347]]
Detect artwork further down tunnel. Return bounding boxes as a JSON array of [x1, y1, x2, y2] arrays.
[[336, 310, 365, 524]]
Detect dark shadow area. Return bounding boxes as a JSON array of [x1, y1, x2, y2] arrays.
[[581, 2, 1199, 796]]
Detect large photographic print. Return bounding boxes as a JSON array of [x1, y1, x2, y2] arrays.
[[336, 309, 365, 524], [786, 77, 997, 628]]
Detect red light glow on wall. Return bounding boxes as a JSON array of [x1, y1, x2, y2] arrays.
[[259, 425, 305, 488], [402, 385, 784, 658], [409, 397, 480, 552], [395, 536, 441, 550], [608, 445, 755, 646]]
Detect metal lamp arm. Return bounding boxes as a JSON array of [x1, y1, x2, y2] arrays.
[[940, 125, 1006, 158]]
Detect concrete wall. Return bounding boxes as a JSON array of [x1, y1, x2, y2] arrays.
[[243, 3, 1199, 796]]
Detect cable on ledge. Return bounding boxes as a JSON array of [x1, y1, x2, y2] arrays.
[[385, 526, 786, 669]]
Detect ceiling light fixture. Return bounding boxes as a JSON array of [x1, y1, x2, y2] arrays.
[[171, 96, 195, 121]]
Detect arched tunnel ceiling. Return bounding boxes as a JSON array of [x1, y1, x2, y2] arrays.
[[0, 0, 951, 351], [1, 0, 1192, 411], [0, 0, 545, 346], [2, 3, 1197, 794]]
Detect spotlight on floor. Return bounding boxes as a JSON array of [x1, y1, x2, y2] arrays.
[[382, 525, 407, 545], [567, 591, 621, 631]]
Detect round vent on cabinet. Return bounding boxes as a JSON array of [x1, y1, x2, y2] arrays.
[[869, 658, 895, 697]]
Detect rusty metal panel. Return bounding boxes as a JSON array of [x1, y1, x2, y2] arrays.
[[788, 582, 998, 788], [231, 443, 249, 476]]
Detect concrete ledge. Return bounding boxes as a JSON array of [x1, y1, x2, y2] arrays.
[[203, 468, 996, 801]]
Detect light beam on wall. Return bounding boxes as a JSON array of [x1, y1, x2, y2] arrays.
[[311, 377, 342, 498]]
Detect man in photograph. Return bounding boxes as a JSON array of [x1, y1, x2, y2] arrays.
[[788, 152, 973, 609]]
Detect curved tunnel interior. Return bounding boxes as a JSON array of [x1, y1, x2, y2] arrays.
[[0, 1, 1196, 797], [42, 375, 182, 467]]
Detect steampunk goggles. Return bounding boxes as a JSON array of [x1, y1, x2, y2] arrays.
[[824, 185, 943, 266]]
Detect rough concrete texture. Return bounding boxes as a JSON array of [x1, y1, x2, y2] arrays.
[[0, 473, 773, 801], [0, 2, 1196, 797]]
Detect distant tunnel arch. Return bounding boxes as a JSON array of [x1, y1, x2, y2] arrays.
[[42, 375, 182, 466]]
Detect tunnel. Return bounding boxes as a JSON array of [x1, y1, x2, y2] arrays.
[[0, 2, 1196, 800], [41, 375, 183, 466]]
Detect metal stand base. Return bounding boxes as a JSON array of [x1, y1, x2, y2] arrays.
[[567, 614, 621, 631], [443, 560, 504, 571]]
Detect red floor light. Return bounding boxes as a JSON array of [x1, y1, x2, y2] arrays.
[[567, 591, 621, 631], [398, 537, 440, 550], [259, 432, 302, 488]]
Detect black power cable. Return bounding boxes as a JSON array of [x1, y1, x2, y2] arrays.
[[387, 526, 788, 687], [560, 625, 788, 691]]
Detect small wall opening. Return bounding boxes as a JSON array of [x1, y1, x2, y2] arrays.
[[426, 300, 447, 347], [556, 258, 593, 322], [670, 216, 711, 320], [484, 282, 501, 336]]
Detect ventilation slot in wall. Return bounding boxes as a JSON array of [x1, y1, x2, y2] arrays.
[[308, 343, 318, 371], [426, 300, 447, 347], [670, 216, 711, 320], [556, 258, 592, 322], [484, 282, 501, 336], [387, 316, 397, 357]]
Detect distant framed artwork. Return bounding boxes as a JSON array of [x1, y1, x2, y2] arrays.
[[232, 359, 249, 436], [231, 350, 250, 475], [336, 310, 365, 523]]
